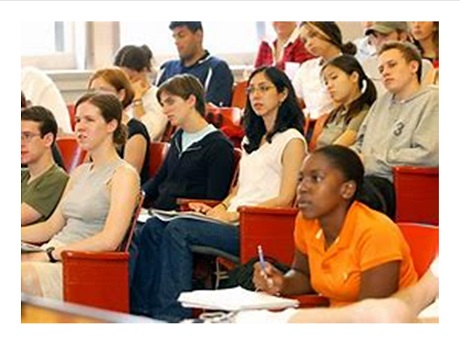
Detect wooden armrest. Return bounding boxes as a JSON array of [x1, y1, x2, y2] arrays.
[[177, 198, 221, 211]]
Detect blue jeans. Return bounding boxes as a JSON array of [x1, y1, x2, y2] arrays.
[[130, 217, 239, 322]]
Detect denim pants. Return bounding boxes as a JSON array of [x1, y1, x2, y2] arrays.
[[130, 216, 239, 322]]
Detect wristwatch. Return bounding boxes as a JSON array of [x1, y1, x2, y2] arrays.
[[45, 246, 58, 263]]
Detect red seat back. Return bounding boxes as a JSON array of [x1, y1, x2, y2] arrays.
[[231, 80, 248, 110], [393, 166, 439, 225], [67, 104, 76, 131], [148, 142, 170, 179], [238, 206, 298, 265], [56, 137, 86, 173], [398, 222, 439, 277], [308, 113, 329, 151]]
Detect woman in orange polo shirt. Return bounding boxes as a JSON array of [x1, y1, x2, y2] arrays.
[[253, 145, 417, 306]]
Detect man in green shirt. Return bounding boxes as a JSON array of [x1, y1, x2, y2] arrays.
[[21, 106, 69, 225]]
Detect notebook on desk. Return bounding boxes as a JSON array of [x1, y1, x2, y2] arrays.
[[178, 286, 299, 311]]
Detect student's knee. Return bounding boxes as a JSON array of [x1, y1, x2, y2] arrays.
[[163, 219, 192, 245]]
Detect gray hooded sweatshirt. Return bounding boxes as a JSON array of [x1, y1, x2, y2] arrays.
[[352, 85, 439, 182]]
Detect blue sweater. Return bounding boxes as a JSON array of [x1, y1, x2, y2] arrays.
[[157, 51, 234, 106]]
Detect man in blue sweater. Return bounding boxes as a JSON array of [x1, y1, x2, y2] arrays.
[[156, 22, 234, 107]]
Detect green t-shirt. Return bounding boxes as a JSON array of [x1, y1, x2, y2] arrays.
[[21, 164, 69, 223]]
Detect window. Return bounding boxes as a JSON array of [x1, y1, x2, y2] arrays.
[[119, 21, 267, 67], [21, 22, 81, 70]]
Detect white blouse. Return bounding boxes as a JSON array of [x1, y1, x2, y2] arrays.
[[228, 128, 306, 212]]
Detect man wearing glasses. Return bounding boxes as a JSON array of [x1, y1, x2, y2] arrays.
[[21, 106, 68, 226]]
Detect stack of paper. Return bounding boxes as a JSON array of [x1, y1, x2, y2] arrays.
[[178, 286, 299, 311]]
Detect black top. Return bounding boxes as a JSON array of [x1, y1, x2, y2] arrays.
[[117, 118, 151, 185], [142, 129, 235, 210]]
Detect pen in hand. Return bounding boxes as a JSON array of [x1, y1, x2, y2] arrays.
[[257, 245, 275, 290], [257, 245, 267, 275]]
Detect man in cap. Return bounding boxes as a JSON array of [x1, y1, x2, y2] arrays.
[[361, 21, 434, 96]]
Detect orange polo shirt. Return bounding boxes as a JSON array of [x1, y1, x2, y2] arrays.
[[294, 201, 417, 307]]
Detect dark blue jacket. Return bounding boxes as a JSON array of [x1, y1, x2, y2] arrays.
[[157, 51, 234, 106], [142, 129, 235, 210]]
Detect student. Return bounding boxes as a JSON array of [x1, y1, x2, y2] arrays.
[[21, 106, 69, 225], [21, 92, 140, 300], [88, 67, 151, 184], [141, 73, 235, 211], [361, 22, 434, 96], [253, 145, 417, 307], [410, 21, 439, 68], [114, 44, 167, 142], [293, 21, 357, 121], [315, 54, 376, 148], [157, 22, 234, 107], [352, 41, 439, 219], [21, 92, 66, 171], [254, 21, 313, 75], [130, 66, 307, 322]]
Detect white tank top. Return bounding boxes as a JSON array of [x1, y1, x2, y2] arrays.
[[228, 128, 306, 212]]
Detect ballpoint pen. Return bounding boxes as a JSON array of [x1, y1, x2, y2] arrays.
[[258, 244, 274, 289], [257, 245, 267, 275]]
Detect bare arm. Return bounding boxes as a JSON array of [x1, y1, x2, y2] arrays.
[[358, 260, 401, 300], [289, 268, 438, 323], [123, 134, 148, 174], [332, 129, 359, 147], [21, 203, 43, 226], [257, 138, 306, 208], [21, 167, 83, 243]]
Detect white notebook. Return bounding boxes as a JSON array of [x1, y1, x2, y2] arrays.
[[178, 286, 299, 311]]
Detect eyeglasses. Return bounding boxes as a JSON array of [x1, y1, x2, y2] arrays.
[[21, 132, 42, 142], [245, 84, 276, 96]]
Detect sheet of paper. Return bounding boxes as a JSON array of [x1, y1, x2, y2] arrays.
[[178, 286, 299, 311]]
